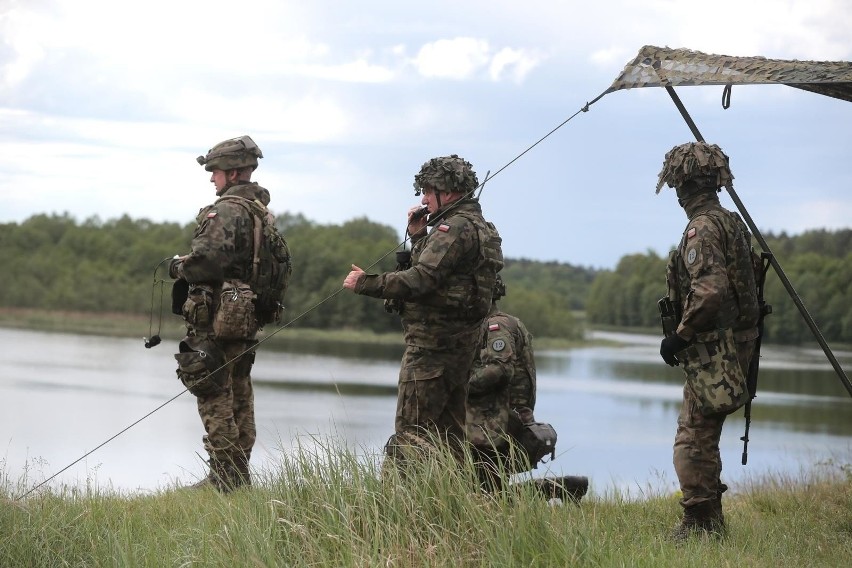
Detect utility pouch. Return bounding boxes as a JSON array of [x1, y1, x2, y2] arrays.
[[174, 336, 227, 397], [679, 327, 749, 416], [658, 296, 680, 338], [213, 281, 258, 340], [172, 278, 189, 315], [182, 285, 216, 330]]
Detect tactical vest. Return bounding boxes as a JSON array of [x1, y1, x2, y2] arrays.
[[668, 205, 760, 332], [457, 210, 504, 321], [404, 209, 503, 323], [216, 195, 292, 326]]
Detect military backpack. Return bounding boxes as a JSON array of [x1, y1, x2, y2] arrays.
[[219, 196, 292, 326]]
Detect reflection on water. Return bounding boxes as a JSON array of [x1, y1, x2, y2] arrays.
[[0, 327, 849, 499]]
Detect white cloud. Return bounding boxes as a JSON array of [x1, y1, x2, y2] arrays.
[[410, 37, 543, 83], [0, 5, 50, 87], [285, 59, 395, 83], [412, 37, 491, 80], [644, 0, 852, 60], [488, 47, 542, 83], [589, 46, 632, 69]]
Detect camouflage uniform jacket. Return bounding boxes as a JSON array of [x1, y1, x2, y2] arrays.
[[467, 305, 537, 444], [172, 182, 271, 286], [667, 193, 760, 342], [356, 199, 504, 349], [469, 305, 537, 411]]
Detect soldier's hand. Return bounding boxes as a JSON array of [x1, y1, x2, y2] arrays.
[[168, 255, 187, 279], [660, 334, 689, 366], [343, 264, 365, 291], [407, 206, 428, 236]]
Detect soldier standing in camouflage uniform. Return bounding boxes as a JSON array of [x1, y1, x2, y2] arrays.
[[657, 142, 760, 540], [169, 135, 270, 492], [343, 154, 503, 468]]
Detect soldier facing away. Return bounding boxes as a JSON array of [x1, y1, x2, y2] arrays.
[[656, 141, 761, 540], [169, 135, 291, 492], [343, 154, 503, 470]]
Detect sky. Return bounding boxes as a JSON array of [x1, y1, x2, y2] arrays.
[[1, 0, 851, 269]]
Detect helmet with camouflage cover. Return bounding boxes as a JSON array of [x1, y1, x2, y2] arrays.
[[413, 154, 479, 195], [655, 141, 733, 196], [492, 273, 506, 301], [197, 135, 263, 172]]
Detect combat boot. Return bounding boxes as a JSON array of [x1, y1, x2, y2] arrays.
[[671, 500, 726, 542], [187, 459, 239, 493], [233, 454, 252, 488], [531, 475, 589, 504], [712, 484, 728, 530]]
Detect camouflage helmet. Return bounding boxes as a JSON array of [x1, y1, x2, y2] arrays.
[[197, 135, 263, 172], [655, 141, 733, 194], [492, 273, 506, 301], [413, 154, 479, 195]]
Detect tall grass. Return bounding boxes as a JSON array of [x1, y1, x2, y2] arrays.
[[2, 439, 850, 567]]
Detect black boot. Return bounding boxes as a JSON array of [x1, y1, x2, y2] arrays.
[[532, 476, 589, 504], [188, 459, 239, 493], [233, 454, 252, 488], [672, 499, 726, 542]]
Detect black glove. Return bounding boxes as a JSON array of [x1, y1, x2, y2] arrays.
[[168, 257, 182, 279], [660, 334, 689, 366]]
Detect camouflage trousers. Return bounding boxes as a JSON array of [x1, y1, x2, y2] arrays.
[[196, 339, 257, 466], [389, 339, 480, 462], [673, 339, 755, 507]]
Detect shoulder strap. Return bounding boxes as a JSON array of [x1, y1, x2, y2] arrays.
[[215, 195, 264, 284]]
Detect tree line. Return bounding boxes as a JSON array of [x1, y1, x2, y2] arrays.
[[586, 229, 852, 345], [0, 213, 594, 340], [2, 214, 849, 345]]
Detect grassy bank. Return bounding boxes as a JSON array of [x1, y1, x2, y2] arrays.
[[2, 439, 850, 567]]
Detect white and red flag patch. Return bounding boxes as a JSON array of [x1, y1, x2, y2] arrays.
[[687, 227, 697, 239], [437, 223, 450, 232], [488, 323, 500, 331]]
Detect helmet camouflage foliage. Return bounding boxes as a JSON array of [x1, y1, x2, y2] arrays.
[[655, 141, 733, 194], [197, 135, 264, 172], [492, 273, 506, 301], [413, 154, 479, 195]]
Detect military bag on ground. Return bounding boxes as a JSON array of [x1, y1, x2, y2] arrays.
[[218, 196, 292, 326], [515, 421, 557, 469], [677, 327, 749, 416], [174, 336, 227, 397]]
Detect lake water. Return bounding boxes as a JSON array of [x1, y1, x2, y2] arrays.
[[1, 327, 850, 499]]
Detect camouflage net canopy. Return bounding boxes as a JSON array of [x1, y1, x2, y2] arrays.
[[413, 154, 479, 195], [607, 45, 852, 103], [656, 142, 733, 194]]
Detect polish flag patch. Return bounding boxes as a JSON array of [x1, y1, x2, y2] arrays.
[[687, 227, 697, 239], [437, 223, 450, 232], [489, 323, 500, 331], [206, 211, 218, 218]]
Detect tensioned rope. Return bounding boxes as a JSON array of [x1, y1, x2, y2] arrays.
[[14, 90, 609, 500]]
